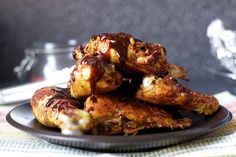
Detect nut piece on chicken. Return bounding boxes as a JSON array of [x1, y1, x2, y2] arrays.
[[31, 87, 94, 135], [73, 32, 188, 80], [135, 75, 219, 115], [69, 54, 122, 99], [84, 94, 192, 135]]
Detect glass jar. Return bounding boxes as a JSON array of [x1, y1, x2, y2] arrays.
[[14, 40, 77, 82]]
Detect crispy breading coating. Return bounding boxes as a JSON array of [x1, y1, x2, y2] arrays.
[[136, 75, 219, 115], [84, 94, 192, 135]]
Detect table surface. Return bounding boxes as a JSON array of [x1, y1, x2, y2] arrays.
[[1, 76, 236, 157]]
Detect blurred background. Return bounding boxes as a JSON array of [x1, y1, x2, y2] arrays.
[[1, 0, 236, 88]]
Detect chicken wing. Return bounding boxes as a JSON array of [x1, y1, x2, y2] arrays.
[[84, 94, 192, 135], [135, 75, 219, 115], [73, 32, 188, 80], [31, 87, 93, 135], [69, 54, 122, 99]]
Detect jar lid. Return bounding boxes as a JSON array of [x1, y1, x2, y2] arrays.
[[28, 39, 78, 54]]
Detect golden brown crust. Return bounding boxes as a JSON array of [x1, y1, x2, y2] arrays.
[[84, 94, 192, 135], [135, 75, 219, 115], [31, 87, 79, 127], [31, 87, 94, 135]]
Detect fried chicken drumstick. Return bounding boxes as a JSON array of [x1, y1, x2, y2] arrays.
[[135, 75, 219, 115], [31, 87, 93, 135], [84, 94, 192, 135], [69, 54, 122, 99], [73, 32, 188, 80]]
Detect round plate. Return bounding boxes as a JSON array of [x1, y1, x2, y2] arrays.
[[6, 103, 232, 152]]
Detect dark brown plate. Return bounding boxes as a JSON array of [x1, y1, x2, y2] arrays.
[[6, 102, 232, 152]]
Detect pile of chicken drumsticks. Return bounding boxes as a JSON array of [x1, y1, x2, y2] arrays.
[[31, 32, 219, 135]]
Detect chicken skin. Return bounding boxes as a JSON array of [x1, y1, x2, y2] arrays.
[[31, 87, 93, 135], [135, 75, 219, 115], [84, 94, 192, 135], [73, 32, 188, 80], [69, 54, 122, 99]]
